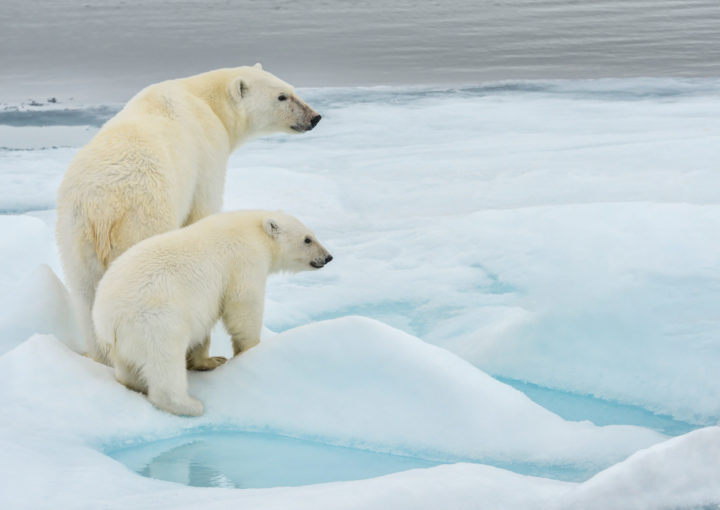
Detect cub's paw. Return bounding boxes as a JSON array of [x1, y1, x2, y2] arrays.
[[150, 393, 204, 417]]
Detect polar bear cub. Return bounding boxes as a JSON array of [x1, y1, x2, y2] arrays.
[[92, 210, 332, 416]]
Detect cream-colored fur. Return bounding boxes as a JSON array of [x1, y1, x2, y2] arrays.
[[92, 210, 332, 416], [57, 64, 320, 363]]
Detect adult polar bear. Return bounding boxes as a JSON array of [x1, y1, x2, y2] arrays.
[[57, 64, 320, 364]]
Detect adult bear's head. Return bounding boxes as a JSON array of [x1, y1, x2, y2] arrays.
[[230, 63, 321, 136]]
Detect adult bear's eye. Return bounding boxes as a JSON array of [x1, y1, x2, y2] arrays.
[[305, 237, 312, 244], [278, 94, 287, 101]]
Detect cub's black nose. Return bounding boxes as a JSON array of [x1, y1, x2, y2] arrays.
[[310, 114, 322, 128], [324, 254, 333, 264]]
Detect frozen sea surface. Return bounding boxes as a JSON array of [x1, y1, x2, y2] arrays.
[[4, 78, 717, 422], [1, 78, 719, 507]]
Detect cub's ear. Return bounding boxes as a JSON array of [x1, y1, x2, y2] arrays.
[[238, 80, 248, 98], [263, 218, 280, 239], [253, 62, 263, 70]]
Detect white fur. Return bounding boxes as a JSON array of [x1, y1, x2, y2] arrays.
[[92, 210, 332, 416], [57, 66, 320, 363]]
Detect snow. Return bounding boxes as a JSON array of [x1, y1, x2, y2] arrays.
[[0, 323, 665, 470], [0, 214, 79, 355], [0, 333, 718, 509], [1, 79, 719, 508], [221, 80, 720, 424], [553, 426, 720, 510]]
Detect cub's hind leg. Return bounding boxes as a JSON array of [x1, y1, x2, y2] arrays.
[[142, 340, 204, 416]]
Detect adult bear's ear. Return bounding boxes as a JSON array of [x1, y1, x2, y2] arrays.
[[238, 80, 248, 98], [253, 62, 263, 70], [263, 218, 280, 239]]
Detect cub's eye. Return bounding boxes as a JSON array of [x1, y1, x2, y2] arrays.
[[278, 94, 288, 101], [304, 237, 312, 244]]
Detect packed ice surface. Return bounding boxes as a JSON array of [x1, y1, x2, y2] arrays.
[[1, 79, 719, 507], [7, 79, 716, 421], [0, 332, 718, 509], [0, 320, 666, 471], [553, 426, 720, 510], [229, 81, 720, 425]]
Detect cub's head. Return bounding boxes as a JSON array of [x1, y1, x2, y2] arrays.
[[230, 63, 321, 135], [263, 212, 333, 273]]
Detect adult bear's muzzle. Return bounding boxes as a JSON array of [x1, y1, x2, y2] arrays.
[[310, 254, 333, 268], [291, 100, 322, 132]]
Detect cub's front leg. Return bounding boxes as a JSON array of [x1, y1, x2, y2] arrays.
[[186, 335, 227, 371], [222, 293, 264, 356]]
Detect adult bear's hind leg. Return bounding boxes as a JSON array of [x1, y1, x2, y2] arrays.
[[114, 360, 148, 394]]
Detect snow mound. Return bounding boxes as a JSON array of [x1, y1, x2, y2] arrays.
[[0, 329, 717, 510], [192, 317, 664, 468], [0, 264, 80, 355], [554, 426, 720, 510], [2, 319, 662, 471], [0, 214, 77, 355]]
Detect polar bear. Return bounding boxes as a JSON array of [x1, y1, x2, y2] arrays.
[[92, 210, 332, 416], [57, 64, 320, 364]]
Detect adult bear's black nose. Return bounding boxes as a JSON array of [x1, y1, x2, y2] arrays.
[[324, 254, 333, 264], [310, 115, 321, 128]]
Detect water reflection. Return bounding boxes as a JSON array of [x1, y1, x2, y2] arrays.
[[111, 431, 439, 489]]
